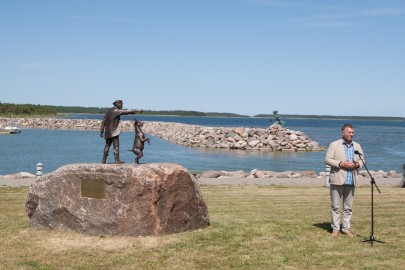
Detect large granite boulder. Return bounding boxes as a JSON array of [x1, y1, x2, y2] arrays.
[[25, 163, 210, 236]]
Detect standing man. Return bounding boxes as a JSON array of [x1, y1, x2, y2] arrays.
[[325, 123, 364, 237], [100, 100, 143, 164]]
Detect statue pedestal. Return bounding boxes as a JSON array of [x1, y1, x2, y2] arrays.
[[26, 163, 210, 236]]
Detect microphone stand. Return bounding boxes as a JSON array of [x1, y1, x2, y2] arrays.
[[357, 154, 385, 246]]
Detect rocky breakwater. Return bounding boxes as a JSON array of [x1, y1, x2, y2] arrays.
[[142, 122, 325, 151], [1, 118, 324, 151], [0, 117, 102, 130]]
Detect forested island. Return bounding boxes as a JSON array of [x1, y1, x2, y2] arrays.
[[1, 102, 404, 121], [0, 102, 56, 116]]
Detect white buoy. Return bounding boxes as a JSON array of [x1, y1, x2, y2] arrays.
[[36, 163, 43, 177], [325, 165, 331, 187]]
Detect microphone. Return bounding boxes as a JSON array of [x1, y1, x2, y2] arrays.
[[354, 150, 363, 156]]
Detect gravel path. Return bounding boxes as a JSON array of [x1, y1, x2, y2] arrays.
[[0, 177, 39, 187], [198, 177, 403, 186], [1, 177, 402, 187]]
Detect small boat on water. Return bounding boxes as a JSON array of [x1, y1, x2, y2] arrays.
[[0, 123, 22, 134]]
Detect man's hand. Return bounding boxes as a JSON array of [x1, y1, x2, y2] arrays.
[[100, 131, 104, 138], [340, 161, 357, 169]]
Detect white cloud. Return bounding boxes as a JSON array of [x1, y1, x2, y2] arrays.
[[247, 0, 405, 27], [361, 8, 405, 17]]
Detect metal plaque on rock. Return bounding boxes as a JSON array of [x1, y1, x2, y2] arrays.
[[81, 179, 106, 199]]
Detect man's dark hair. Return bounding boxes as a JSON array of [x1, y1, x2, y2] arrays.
[[113, 100, 123, 106], [342, 123, 353, 131]]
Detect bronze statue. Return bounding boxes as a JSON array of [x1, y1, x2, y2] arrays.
[[129, 119, 150, 164], [270, 110, 285, 126], [100, 100, 143, 164]]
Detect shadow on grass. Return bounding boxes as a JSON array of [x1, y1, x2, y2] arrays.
[[313, 222, 331, 233]]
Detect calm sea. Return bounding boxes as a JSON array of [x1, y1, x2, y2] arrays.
[[1, 115, 404, 175]]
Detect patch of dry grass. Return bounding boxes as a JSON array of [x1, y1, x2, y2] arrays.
[[1, 185, 404, 269]]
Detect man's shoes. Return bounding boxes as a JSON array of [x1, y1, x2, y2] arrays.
[[331, 230, 339, 237], [342, 231, 354, 237], [115, 160, 125, 164]]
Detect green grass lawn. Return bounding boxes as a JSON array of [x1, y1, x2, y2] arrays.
[[1, 185, 404, 270]]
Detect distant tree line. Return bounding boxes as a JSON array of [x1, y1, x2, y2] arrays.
[[50, 107, 249, 117], [142, 110, 206, 116], [0, 102, 248, 117], [206, 112, 249, 117], [48, 106, 108, 114], [255, 114, 405, 121], [142, 110, 248, 117], [0, 102, 56, 116], [2, 102, 403, 120]]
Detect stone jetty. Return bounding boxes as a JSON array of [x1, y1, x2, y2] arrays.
[[1, 117, 325, 151], [143, 121, 325, 151]]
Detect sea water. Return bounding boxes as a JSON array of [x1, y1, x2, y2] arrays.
[[1, 115, 404, 175]]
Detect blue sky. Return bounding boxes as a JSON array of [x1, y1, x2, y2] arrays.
[[1, 0, 404, 117]]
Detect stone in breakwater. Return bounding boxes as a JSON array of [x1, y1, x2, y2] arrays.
[[2, 118, 325, 152]]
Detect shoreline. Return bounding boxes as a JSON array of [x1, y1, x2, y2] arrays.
[[1, 166, 403, 187]]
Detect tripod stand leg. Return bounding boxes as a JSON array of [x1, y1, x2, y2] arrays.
[[363, 235, 385, 247], [362, 180, 385, 246]]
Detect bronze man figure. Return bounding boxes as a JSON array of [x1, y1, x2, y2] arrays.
[[129, 119, 151, 164], [100, 100, 143, 164]]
